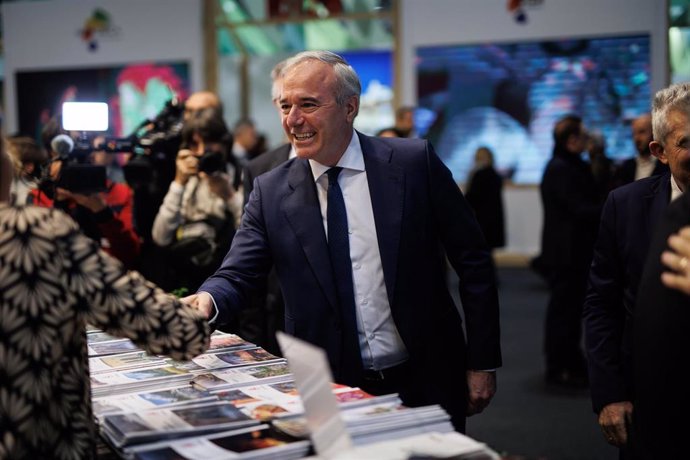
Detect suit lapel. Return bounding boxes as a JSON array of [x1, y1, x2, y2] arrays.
[[282, 159, 340, 312], [359, 133, 404, 307], [645, 173, 671, 241]]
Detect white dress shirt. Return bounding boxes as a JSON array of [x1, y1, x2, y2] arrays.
[[635, 155, 658, 181], [309, 131, 409, 371], [671, 175, 684, 202]]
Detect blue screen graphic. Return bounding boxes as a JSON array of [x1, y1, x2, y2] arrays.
[[416, 35, 651, 184]]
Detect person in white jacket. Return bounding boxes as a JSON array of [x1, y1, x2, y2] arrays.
[[151, 108, 236, 291]]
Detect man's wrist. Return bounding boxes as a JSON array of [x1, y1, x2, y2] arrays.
[[198, 290, 219, 324]]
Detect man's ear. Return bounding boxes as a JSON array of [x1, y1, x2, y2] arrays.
[[650, 141, 667, 164], [345, 96, 359, 123]]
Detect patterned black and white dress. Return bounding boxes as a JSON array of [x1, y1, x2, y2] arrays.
[[0, 205, 210, 459]]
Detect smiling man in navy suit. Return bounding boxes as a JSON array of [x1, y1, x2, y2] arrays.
[[184, 51, 501, 431]]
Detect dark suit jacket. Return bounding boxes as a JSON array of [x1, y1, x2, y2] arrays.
[[540, 151, 602, 270], [632, 189, 690, 459], [243, 143, 292, 206], [583, 173, 670, 413], [613, 157, 668, 189], [201, 132, 501, 417]]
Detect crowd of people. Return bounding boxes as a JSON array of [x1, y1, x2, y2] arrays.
[[2, 50, 690, 459]]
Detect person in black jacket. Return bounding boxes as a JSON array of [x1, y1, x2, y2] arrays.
[[631, 83, 690, 459], [465, 146, 505, 249], [540, 115, 601, 387], [612, 113, 668, 188]]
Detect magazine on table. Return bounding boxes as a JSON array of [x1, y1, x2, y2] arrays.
[[126, 425, 310, 460], [271, 394, 404, 439], [88, 338, 140, 357], [191, 347, 283, 370], [102, 400, 260, 447], [90, 351, 167, 374], [206, 332, 256, 352], [191, 362, 292, 391], [92, 384, 216, 420], [87, 330, 123, 344], [91, 365, 194, 397]]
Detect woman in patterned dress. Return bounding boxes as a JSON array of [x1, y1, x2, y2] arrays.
[[0, 138, 210, 459]]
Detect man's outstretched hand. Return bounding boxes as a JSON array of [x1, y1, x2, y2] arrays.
[[180, 292, 214, 319]]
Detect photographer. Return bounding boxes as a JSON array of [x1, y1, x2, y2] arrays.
[[31, 118, 141, 269], [150, 108, 236, 292]]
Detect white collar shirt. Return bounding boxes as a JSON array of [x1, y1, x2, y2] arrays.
[[671, 174, 684, 202], [635, 155, 657, 181], [309, 131, 409, 370]]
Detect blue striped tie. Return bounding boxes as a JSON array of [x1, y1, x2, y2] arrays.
[[326, 167, 362, 383]]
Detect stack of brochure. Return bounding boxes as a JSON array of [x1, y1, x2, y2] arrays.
[[87, 329, 492, 459], [270, 394, 454, 446], [127, 425, 311, 460], [101, 400, 260, 448]]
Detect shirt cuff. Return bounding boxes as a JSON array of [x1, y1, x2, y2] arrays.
[[199, 290, 219, 324]]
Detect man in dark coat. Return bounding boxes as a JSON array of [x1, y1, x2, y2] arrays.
[[612, 113, 668, 188], [631, 82, 690, 459], [465, 147, 505, 249], [583, 170, 670, 453], [184, 50, 502, 432], [540, 115, 601, 387]]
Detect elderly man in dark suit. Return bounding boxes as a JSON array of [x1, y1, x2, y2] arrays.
[[633, 193, 690, 459], [584, 82, 690, 454], [184, 50, 501, 431]]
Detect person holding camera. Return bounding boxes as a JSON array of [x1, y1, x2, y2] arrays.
[[30, 118, 142, 269], [151, 108, 237, 292]]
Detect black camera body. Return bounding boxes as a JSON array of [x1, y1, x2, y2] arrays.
[[197, 150, 226, 175], [58, 164, 107, 194]]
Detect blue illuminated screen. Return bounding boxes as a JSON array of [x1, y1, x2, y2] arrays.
[[416, 35, 651, 184]]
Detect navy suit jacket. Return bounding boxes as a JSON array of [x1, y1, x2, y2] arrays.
[[200, 132, 501, 412], [583, 172, 670, 413], [243, 143, 292, 206]]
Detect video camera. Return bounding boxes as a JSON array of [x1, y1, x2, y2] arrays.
[[38, 102, 110, 196], [46, 98, 185, 194]]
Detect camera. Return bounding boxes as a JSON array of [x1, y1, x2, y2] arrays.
[[197, 150, 226, 175], [39, 102, 109, 196]]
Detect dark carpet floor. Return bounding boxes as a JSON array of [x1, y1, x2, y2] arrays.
[[450, 267, 618, 460]]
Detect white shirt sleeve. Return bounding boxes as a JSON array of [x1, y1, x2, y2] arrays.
[[151, 181, 185, 246]]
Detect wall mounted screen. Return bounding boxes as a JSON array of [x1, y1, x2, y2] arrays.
[[416, 35, 651, 184], [16, 61, 190, 140]]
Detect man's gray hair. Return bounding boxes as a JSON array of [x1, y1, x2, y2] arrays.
[[652, 82, 690, 145], [270, 59, 287, 103], [280, 50, 361, 107]]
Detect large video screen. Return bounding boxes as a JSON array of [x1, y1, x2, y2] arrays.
[[416, 35, 651, 184]]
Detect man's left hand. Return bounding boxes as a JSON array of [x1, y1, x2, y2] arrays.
[[466, 370, 496, 416]]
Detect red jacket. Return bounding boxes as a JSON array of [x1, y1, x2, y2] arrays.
[[30, 180, 141, 268]]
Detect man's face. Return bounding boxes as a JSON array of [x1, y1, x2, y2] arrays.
[[566, 127, 588, 155], [279, 61, 358, 166], [236, 126, 258, 150], [632, 116, 653, 156], [651, 110, 690, 190], [184, 92, 219, 120]]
